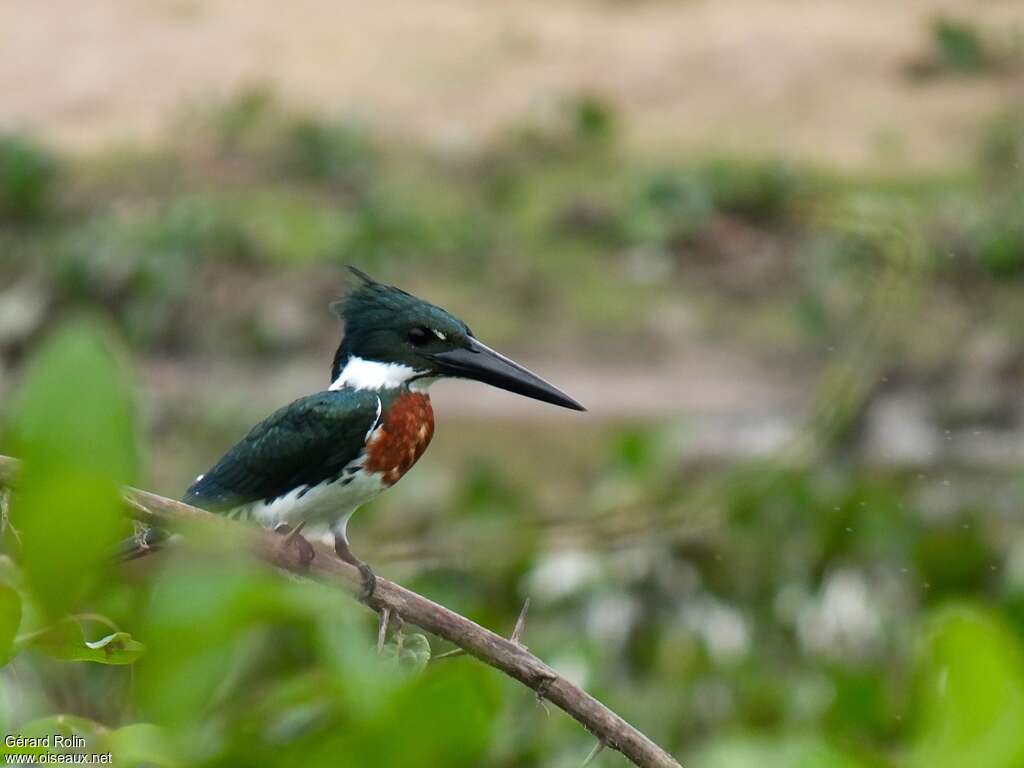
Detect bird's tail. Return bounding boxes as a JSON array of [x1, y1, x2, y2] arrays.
[[114, 522, 171, 562]]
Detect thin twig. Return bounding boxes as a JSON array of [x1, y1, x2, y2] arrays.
[[435, 596, 530, 662], [0, 488, 20, 546], [431, 648, 465, 661], [376, 606, 391, 654], [583, 739, 607, 767], [0, 454, 681, 768], [510, 597, 531, 646]]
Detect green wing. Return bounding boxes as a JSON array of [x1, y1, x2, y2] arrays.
[[182, 389, 381, 512]]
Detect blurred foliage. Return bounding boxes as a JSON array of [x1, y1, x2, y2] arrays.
[[0, 134, 58, 223], [4, 88, 1021, 375], [3, 321, 137, 617], [699, 158, 804, 224], [908, 16, 1022, 79], [0, 320, 503, 767], [972, 200, 1024, 278], [908, 606, 1024, 768], [2, 89, 1022, 365], [1, 90, 1024, 766], [3, 360, 1021, 765], [930, 17, 993, 74], [280, 117, 378, 191], [977, 109, 1024, 183], [696, 734, 873, 768]]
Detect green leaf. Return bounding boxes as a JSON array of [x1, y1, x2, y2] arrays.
[[909, 605, 1024, 768], [4, 320, 139, 617], [79, 631, 145, 664], [294, 662, 502, 768], [109, 723, 178, 767], [0, 585, 21, 665], [137, 557, 341, 726], [21, 620, 144, 665], [400, 632, 431, 672], [371, 663, 501, 767], [380, 632, 432, 674]]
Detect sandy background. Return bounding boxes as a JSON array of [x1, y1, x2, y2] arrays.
[[2, 0, 1021, 168]]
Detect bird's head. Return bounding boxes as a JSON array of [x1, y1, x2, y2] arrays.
[[330, 267, 584, 411]]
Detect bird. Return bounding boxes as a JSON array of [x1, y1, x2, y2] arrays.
[[131, 267, 584, 601]]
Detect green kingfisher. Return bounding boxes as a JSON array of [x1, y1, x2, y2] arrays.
[[174, 267, 584, 598]]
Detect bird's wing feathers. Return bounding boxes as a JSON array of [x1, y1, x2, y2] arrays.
[[182, 389, 382, 512]]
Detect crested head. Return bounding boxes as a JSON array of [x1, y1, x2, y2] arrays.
[[328, 267, 585, 410], [330, 267, 472, 386]]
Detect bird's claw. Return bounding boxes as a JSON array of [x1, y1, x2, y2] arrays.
[[334, 535, 377, 604], [358, 562, 377, 603]]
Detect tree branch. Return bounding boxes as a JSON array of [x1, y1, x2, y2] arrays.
[[0, 454, 680, 768]]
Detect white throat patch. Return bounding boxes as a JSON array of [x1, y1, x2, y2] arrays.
[[330, 356, 424, 391]]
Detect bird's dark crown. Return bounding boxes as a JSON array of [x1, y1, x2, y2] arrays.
[[330, 267, 585, 410], [330, 267, 472, 380]]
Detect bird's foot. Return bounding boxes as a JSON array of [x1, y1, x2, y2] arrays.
[[334, 535, 377, 604], [334, 535, 391, 649], [357, 562, 377, 603], [273, 522, 315, 571]]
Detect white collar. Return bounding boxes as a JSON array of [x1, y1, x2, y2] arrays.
[[330, 356, 426, 391]]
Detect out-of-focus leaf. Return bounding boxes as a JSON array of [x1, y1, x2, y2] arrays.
[[137, 558, 267, 727], [4, 320, 139, 617], [138, 550, 499, 767], [109, 723, 178, 767], [909, 605, 1024, 768], [399, 632, 431, 672], [696, 733, 874, 768], [137, 556, 369, 728], [77, 631, 145, 664], [20, 620, 144, 665], [0, 585, 21, 665], [6, 320, 139, 481], [299, 662, 502, 768], [372, 663, 501, 767], [380, 632, 431, 674]]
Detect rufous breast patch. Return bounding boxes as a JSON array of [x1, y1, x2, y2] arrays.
[[364, 391, 434, 485]]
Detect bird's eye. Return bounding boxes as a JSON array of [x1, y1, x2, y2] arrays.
[[407, 327, 431, 347]]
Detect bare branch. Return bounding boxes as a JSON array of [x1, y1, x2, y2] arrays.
[[433, 595, 530, 662], [0, 454, 681, 768]]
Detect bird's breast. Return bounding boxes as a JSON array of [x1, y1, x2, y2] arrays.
[[364, 391, 434, 486]]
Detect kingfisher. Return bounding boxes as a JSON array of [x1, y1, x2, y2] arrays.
[[169, 267, 584, 599]]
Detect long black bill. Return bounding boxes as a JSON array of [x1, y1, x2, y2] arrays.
[[428, 338, 585, 411]]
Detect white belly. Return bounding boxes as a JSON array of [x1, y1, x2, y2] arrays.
[[236, 466, 387, 538]]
